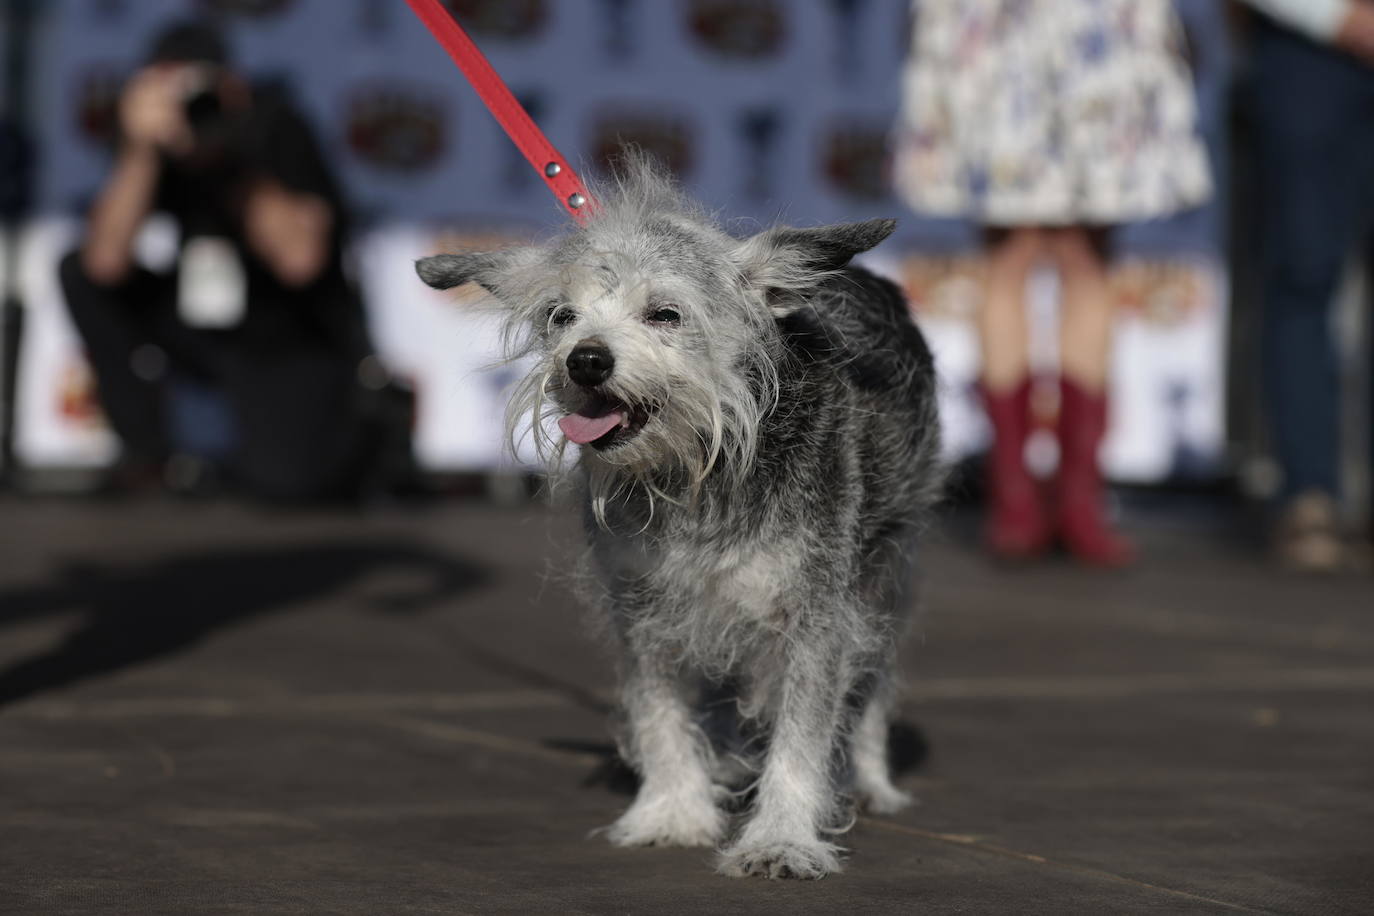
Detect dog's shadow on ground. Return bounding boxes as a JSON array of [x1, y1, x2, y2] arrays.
[[0, 539, 490, 707], [546, 722, 932, 797], [454, 638, 936, 796]]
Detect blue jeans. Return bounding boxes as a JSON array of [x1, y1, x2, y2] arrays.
[[1252, 23, 1374, 503]]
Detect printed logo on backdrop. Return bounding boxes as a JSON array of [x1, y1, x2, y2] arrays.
[[357, 0, 395, 38], [596, 0, 636, 64], [897, 258, 1214, 327], [346, 82, 447, 173], [827, 0, 869, 82], [73, 65, 125, 150], [58, 362, 107, 432], [898, 255, 984, 322], [589, 108, 696, 181], [444, 0, 547, 40], [735, 106, 784, 202], [686, 0, 787, 60], [196, 0, 297, 17], [1112, 261, 1211, 325], [896, 2, 915, 59], [88, 0, 130, 24], [820, 117, 891, 201]]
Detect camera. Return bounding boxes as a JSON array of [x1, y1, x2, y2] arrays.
[[180, 65, 226, 137]]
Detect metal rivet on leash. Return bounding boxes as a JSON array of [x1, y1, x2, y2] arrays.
[[405, 0, 595, 223]]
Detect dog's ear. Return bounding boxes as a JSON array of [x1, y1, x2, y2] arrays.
[[736, 218, 896, 314], [756, 218, 896, 273], [415, 252, 500, 292]]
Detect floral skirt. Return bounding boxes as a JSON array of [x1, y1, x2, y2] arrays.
[[893, 0, 1213, 226]]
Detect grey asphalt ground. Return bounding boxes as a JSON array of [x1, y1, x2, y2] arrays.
[[1, 495, 1371, 915]]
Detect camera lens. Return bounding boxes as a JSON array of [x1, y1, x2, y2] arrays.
[[184, 88, 222, 133]]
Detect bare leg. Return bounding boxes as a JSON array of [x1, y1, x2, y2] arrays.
[[979, 227, 1054, 557], [607, 655, 726, 848], [1047, 226, 1113, 391], [979, 227, 1043, 392], [718, 636, 850, 879], [1045, 226, 1135, 565]]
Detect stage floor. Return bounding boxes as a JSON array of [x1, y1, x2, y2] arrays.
[[1, 496, 1370, 914]]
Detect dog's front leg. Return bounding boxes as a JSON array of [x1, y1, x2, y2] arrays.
[[605, 655, 726, 848], [719, 636, 848, 879]]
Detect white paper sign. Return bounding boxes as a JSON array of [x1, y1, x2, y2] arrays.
[[177, 236, 246, 329]]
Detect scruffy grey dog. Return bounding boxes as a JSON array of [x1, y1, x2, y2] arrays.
[[416, 158, 941, 879]]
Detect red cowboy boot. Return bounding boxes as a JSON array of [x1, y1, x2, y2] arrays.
[[981, 379, 1052, 560], [1056, 377, 1135, 567]]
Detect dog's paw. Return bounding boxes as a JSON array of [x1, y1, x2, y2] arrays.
[[716, 837, 843, 879], [604, 795, 727, 848], [859, 782, 914, 816]]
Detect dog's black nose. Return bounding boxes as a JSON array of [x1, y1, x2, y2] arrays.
[[567, 341, 615, 387]]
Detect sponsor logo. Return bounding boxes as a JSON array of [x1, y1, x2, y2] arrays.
[[1111, 260, 1211, 325], [819, 117, 890, 201], [444, 0, 547, 40], [196, 0, 296, 16], [828, 0, 869, 81], [58, 361, 107, 429], [686, 0, 786, 60], [357, 0, 395, 36], [588, 107, 695, 179], [345, 83, 447, 173], [595, 0, 635, 63], [73, 65, 124, 149], [898, 256, 1214, 327], [89, 0, 129, 23], [897, 255, 984, 320], [736, 106, 783, 201]]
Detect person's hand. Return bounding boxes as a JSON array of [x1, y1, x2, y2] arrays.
[[1336, 0, 1374, 67], [119, 65, 192, 155]]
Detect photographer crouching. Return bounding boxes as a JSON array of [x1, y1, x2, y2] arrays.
[[60, 20, 412, 501]]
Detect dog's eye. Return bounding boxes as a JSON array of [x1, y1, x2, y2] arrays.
[[546, 304, 576, 327], [647, 306, 681, 326]]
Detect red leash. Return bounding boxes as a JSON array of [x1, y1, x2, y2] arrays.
[[403, 0, 595, 224]]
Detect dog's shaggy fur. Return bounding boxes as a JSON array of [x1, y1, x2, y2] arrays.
[[417, 159, 941, 879]]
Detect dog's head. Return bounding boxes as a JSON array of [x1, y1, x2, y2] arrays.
[[416, 156, 893, 497]]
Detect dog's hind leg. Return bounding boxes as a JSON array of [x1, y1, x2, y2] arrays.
[[717, 634, 850, 879], [605, 655, 727, 848], [850, 669, 913, 815], [699, 677, 758, 795]]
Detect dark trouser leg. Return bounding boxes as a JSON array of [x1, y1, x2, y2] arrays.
[[58, 252, 179, 461], [220, 345, 366, 501], [1252, 27, 1374, 502]]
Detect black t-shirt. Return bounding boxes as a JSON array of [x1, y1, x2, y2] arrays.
[[153, 82, 367, 357]]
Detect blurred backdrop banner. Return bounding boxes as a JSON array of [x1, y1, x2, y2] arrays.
[[11, 0, 1229, 480]]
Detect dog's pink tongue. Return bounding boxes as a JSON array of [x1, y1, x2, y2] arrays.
[[558, 409, 625, 445]]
